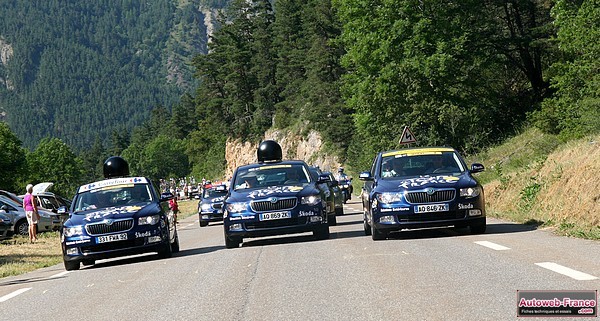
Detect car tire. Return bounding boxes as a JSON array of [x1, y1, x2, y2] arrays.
[[335, 207, 344, 216], [470, 221, 487, 234], [64, 259, 80, 271], [329, 214, 337, 226], [363, 212, 372, 236], [313, 224, 330, 240], [15, 220, 29, 236], [171, 229, 180, 253], [158, 240, 173, 258], [199, 221, 208, 227], [371, 224, 387, 241], [225, 234, 241, 249]]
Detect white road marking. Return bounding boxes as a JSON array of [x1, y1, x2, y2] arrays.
[[535, 262, 598, 281], [474, 241, 510, 251], [49, 271, 70, 278], [0, 288, 31, 302]]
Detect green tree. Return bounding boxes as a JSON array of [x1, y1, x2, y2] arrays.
[[26, 137, 85, 197], [138, 135, 189, 180], [0, 122, 27, 192], [535, 0, 600, 137]]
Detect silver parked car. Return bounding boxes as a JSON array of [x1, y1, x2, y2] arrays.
[[0, 195, 61, 236]]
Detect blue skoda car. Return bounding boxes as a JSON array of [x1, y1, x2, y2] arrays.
[[360, 147, 486, 240], [61, 170, 179, 270], [198, 185, 227, 227], [223, 141, 331, 248]]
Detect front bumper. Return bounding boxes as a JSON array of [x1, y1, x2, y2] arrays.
[[62, 224, 169, 262], [224, 205, 327, 239], [199, 210, 224, 223]]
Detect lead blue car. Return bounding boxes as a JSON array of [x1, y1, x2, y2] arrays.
[[60, 157, 179, 270], [223, 141, 330, 248], [360, 147, 486, 240]]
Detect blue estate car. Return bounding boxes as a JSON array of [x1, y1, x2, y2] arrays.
[[198, 185, 227, 227], [360, 147, 486, 240], [223, 141, 331, 248], [61, 175, 179, 270]]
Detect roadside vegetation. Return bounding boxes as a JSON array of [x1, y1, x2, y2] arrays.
[[469, 128, 600, 240], [0, 199, 199, 278]]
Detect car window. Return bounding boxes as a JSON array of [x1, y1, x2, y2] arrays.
[[234, 164, 310, 190], [380, 151, 464, 178], [73, 184, 152, 212]]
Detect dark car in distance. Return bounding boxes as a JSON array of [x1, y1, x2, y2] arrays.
[[198, 185, 227, 227], [360, 147, 486, 240]]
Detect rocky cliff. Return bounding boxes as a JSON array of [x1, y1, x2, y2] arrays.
[[224, 129, 341, 178]]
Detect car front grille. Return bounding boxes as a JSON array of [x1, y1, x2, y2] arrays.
[[212, 203, 223, 210], [405, 189, 455, 204], [85, 219, 134, 235], [250, 197, 297, 212]]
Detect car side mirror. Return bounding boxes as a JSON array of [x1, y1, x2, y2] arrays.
[[160, 192, 175, 202], [471, 163, 485, 173], [1, 205, 9, 212], [359, 171, 373, 181], [316, 174, 331, 184]]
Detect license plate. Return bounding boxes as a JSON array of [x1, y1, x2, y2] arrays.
[[414, 203, 449, 213], [259, 211, 291, 221], [97, 233, 128, 243]]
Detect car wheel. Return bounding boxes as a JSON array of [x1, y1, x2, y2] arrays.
[[64, 259, 80, 271], [329, 214, 337, 226], [470, 222, 487, 234], [225, 234, 241, 249], [158, 240, 173, 258], [81, 260, 95, 266], [371, 223, 387, 241], [171, 229, 180, 253], [199, 221, 208, 227], [363, 212, 372, 236], [15, 220, 29, 236], [313, 224, 330, 240], [335, 207, 344, 216]]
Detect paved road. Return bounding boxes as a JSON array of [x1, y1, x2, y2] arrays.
[[1, 200, 598, 320]]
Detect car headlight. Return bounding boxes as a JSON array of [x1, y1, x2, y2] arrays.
[[376, 192, 403, 204], [460, 186, 481, 198], [301, 195, 321, 205], [201, 203, 212, 211], [226, 202, 248, 213], [64, 225, 83, 237], [139, 215, 160, 225]]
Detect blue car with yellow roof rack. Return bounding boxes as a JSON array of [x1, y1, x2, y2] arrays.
[[359, 147, 486, 240], [222, 140, 331, 248], [59, 157, 179, 270]]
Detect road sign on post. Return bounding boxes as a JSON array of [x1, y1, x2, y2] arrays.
[[399, 126, 417, 145]]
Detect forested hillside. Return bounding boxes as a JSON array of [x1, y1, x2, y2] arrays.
[[0, 0, 222, 150], [0, 0, 598, 199]]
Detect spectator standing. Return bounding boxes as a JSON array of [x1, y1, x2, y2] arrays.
[[169, 197, 179, 224], [23, 184, 39, 242]]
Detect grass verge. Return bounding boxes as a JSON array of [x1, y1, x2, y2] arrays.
[[0, 199, 199, 278]]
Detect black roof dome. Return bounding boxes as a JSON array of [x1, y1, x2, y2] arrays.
[[103, 156, 130, 178], [257, 140, 282, 163]]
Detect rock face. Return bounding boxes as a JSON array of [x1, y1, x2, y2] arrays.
[[0, 36, 14, 90], [224, 129, 341, 178]]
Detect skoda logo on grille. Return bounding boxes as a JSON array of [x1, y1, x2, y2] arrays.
[[269, 197, 278, 204], [105, 219, 114, 226], [425, 188, 436, 195]]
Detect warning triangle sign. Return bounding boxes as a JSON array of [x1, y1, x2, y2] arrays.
[[399, 126, 417, 145]]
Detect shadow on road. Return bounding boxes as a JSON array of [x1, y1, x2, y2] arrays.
[[241, 234, 317, 248], [333, 218, 363, 227], [384, 221, 539, 240]]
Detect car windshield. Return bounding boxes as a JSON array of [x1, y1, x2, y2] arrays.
[[380, 151, 465, 178], [203, 188, 227, 199], [73, 183, 152, 212], [234, 164, 310, 190]]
